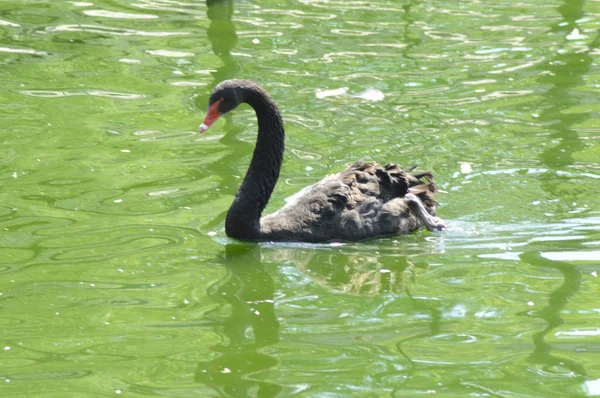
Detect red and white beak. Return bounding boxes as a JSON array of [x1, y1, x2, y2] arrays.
[[199, 99, 223, 133]]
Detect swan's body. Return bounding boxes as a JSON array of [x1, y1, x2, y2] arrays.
[[200, 79, 444, 242]]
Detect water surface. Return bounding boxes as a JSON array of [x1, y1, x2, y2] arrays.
[[1, 0, 599, 396]]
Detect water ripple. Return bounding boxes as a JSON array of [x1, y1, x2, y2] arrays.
[[37, 225, 193, 263], [0, 47, 47, 56], [0, 216, 75, 239], [284, 114, 325, 129], [289, 149, 322, 160], [298, 0, 404, 12], [360, 43, 407, 49], [131, 0, 204, 15], [133, 130, 196, 141], [331, 28, 376, 36], [488, 56, 546, 74], [83, 10, 159, 19], [237, 17, 303, 30], [146, 49, 194, 57], [44, 24, 188, 37], [20, 90, 144, 99], [0, 248, 36, 271], [0, 19, 20, 27], [4, 370, 91, 381], [540, 251, 600, 262], [322, 51, 398, 63], [423, 30, 468, 42], [249, 8, 336, 20], [237, 29, 284, 38]]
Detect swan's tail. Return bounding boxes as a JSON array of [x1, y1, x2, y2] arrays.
[[407, 169, 438, 213], [345, 160, 439, 212]]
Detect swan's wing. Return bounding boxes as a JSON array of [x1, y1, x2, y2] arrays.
[[261, 160, 439, 241], [283, 183, 314, 205], [334, 160, 437, 212]]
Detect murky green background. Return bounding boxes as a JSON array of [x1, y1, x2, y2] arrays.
[[1, 0, 599, 396]]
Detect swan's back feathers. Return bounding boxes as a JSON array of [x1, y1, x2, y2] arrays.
[[260, 160, 439, 242]]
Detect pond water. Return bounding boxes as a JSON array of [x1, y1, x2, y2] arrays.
[[1, 0, 599, 396]]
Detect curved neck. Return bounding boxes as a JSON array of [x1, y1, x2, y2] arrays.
[[225, 85, 284, 240]]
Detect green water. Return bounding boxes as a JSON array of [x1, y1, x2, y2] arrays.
[[1, 0, 599, 396]]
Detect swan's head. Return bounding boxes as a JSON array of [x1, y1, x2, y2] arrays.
[[199, 80, 244, 133]]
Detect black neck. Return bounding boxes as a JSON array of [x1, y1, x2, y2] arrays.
[[225, 84, 285, 240]]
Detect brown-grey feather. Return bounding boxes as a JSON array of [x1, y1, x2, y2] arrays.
[[259, 160, 438, 242]]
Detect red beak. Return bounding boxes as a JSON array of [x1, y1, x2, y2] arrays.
[[199, 100, 222, 133]]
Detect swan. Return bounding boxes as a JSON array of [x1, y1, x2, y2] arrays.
[[199, 79, 445, 242]]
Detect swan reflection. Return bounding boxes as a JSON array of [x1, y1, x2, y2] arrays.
[[261, 244, 428, 296], [195, 244, 282, 396]]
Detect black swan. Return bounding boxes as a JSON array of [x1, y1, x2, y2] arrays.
[[199, 79, 445, 242]]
